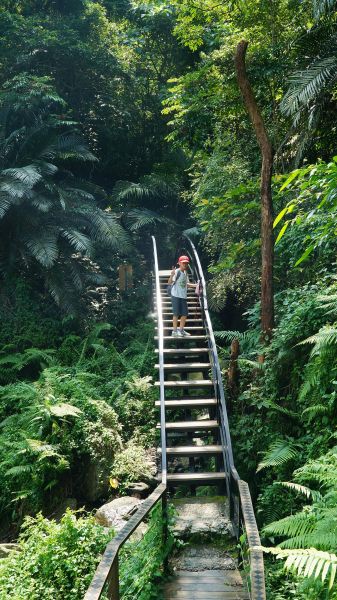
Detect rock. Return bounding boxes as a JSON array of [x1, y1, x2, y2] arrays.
[[52, 497, 77, 522], [126, 482, 150, 498], [170, 544, 237, 572], [129, 521, 149, 542], [95, 496, 142, 531], [0, 543, 19, 558], [172, 497, 232, 539]]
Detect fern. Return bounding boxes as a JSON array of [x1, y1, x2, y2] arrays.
[[257, 439, 299, 472], [263, 547, 337, 589]]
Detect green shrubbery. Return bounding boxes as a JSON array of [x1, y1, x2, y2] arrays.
[[0, 510, 114, 600]]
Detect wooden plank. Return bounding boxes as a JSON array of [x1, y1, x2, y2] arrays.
[[156, 348, 209, 354], [155, 363, 211, 369], [155, 380, 213, 387], [161, 445, 223, 455], [166, 472, 224, 482], [155, 399, 217, 408], [155, 335, 206, 340], [159, 420, 218, 430]]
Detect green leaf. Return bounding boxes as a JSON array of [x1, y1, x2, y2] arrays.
[[275, 221, 290, 244], [294, 245, 315, 266], [279, 170, 300, 191]]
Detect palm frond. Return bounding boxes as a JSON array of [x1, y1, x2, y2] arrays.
[[257, 439, 298, 472], [24, 233, 59, 267], [2, 165, 42, 186], [60, 229, 93, 254], [313, 0, 337, 19], [281, 57, 337, 117], [126, 208, 170, 231]]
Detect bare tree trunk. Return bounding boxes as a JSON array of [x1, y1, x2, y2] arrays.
[[228, 338, 240, 405], [234, 40, 274, 340]]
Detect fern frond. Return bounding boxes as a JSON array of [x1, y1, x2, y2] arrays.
[[257, 439, 298, 472], [263, 547, 337, 589], [5, 465, 33, 477], [274, 481, 322, 502], [298, 325, 337, 354], [263, 511, 316, 539], [278, 532, 337, 550]]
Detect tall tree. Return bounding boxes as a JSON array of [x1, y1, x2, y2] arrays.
[[235, 41, 274, 339]]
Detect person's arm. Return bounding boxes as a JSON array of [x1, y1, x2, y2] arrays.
[[187, 282, 197, 288], [168, 266, 176, 284]]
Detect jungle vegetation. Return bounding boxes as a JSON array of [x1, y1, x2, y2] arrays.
[[0, 0, 336, 598]]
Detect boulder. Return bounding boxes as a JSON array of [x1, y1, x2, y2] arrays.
[[126, 482, 150, 498], [0, 543, 19, 558], [95, 496, 142, 531]]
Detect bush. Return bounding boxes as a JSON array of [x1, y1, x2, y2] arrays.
[[0, 510, 114, 600], [111, 440, 154, 494]]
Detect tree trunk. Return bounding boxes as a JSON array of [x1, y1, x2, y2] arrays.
[[227, 338, 240, 405], [234, 40, 274, 340]]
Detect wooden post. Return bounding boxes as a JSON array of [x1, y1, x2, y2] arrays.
[[107, 557, 119, 600]]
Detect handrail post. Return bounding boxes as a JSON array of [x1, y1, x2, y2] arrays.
[[162, 489, 169, 573], [151, 236, 167, 485], [107, 557, 119, 600]]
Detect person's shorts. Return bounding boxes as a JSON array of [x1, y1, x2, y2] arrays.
[[171, 295, 188, 317]]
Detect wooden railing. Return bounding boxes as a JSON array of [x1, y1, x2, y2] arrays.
[[84, 483, 168, 600], [182, 234, 266, 600]]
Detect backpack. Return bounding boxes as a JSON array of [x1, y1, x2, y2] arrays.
[[167, 269, 182, 296]]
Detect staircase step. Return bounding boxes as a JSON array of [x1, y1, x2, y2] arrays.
[[156, 327, 204, 331], [156, 398, 216, 408], [163, 317, 202, 323], [155, 380, 213, 387], [160, 445, 222, 456], [156, 348, 209, 354], [155, 336, 206, 341], [159, 420, 218, 431], [166, 472, 225, 484], [155, 363, 211, 370], [155, 398, 216, 408]]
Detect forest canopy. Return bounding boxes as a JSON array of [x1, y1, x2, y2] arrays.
[[0, 1, 336, 599]]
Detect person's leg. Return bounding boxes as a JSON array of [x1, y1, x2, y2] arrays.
[[180, 315, 187, 329], [171, 296, 179, 336], [179, 299, 189, 335]]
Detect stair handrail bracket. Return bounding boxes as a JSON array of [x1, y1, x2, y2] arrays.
[[84, 483, 167, 600], [152, 236, 167, 485], [182, 234, 266, 600]]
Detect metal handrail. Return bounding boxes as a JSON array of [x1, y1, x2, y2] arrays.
[[182, 234, 266, 600], [84, 483, 167, 600], [152, 236, 167, 484]]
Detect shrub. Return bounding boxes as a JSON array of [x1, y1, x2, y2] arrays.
[[0, 510, 114, 600]]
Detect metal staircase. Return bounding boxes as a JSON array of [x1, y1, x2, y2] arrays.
[[153, 235, 266, 600]]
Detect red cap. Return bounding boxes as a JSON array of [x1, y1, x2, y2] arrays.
[[178, 255, 190, 263]]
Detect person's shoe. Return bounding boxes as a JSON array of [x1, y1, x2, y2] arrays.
[[171, 330, 178, 337], [180, 329, 191, 336], [176, 330, 183, 337]]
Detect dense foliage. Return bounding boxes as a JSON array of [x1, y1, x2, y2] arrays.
[[0, 0, 336, 598]]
